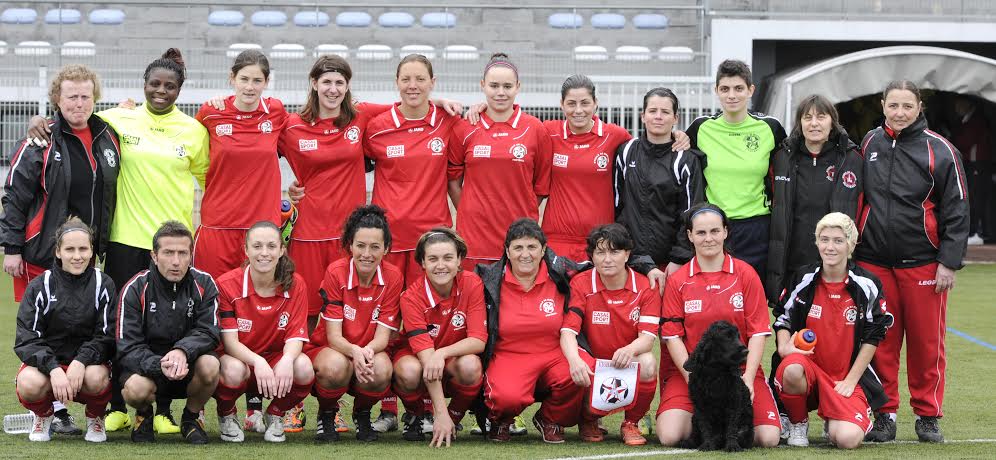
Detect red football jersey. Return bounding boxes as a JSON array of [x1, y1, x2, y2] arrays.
[[661, 254, 771, 353], [364, 104, 457, 251], [495, 262, 565, 354], [217, 267, 309, 354], [562, 268, 662, 358], [541, 117, 632, 243], [449, 107, 552, 259], [400, 271, 488, 354], [806, 280, 857, 381], [279, 103, 393, 240], [196, 96, 288, 227], [311, 258, 403, 348]]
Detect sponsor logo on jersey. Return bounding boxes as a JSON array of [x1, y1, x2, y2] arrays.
[[744, 133, 760, 152], [359, 296, 373, 301], [684, 299, 702, 313], [428, 137, 445, 155], [844, 306, 857, 325], [345, 126, 361, 144], [429, 324, 440, 337], [606, 299, 623, 305], [216, 124, 233, 136], [386, 145, 405, 158], [594, 152, 609, 170], [774, 175, 790, 182], [257, 305, 273, 311], [730, 292, 745, 311], [705, 284, 721, 291], [574, 144, 590, 149], [592, 311, 611, 325], [842, 171, 857, 188], [540, 298, 557, 317], [299, 139, 318, 151], [629, 307, 641, 322], [277, 312, 289, 329], [808, 304, 822, 319], [372, 306, 381, 322], [473, 145, 492, 158], [259, 120, 273, 134], [344, 305, 357, 321], [553, 153, 569, 168], [175, 145, 187, 158], [238, 318, 253, 332], [829, 293, 841, 299], [103, 149, 117, 167], [451, 312, 466, 328], [122, 134, 140, 145], [917, 279, 936, 286], [492, 132, 508, 138], [324, 128, 340, 135], [408, 127, 424, 133], [826, 165, 836, 181], [510, 143, 527, 161]]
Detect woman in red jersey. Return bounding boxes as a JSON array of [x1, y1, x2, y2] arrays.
[[212, 221, 313, 443], [447, 53, 552, 271], [656, 203, 780, 448], [305, 205, 403, 443]]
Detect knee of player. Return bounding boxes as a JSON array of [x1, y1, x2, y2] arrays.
[[292, 354, 315, 383], [657, 427, 685, 446], [81, 365, 111, 393], [636, 353, 658, 381], [219, 359, 250, 385], [453, 355, 482, 384], [123, 376, 157, 404], [833, 432, 863, 449], [15, 370, 49, 400], [782, 364, 807, 394], [315, 355, 351, 386], [393, 359, 422, 390], [753, 426, 781, 448], [194, 354, 221, 379]]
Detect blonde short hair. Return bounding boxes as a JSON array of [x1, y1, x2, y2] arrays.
[[48, 64, 102, 109], [814, 212, 858, 256]]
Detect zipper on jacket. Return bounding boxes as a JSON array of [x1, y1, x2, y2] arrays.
[[884, 138, 897, 265]]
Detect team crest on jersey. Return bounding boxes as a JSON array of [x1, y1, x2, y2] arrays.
[[387, 145, 405, 158], [372, 306, 381, 322], [299, 139, 318, 152], [844, 306, 857, 325], [510, 144, 527, 161], [539, 298, 557, 317], [592, 311, 610, 325], [344, 305, 357, 321], [429, 324, 440, 337], [451, 312, 466, 328], [473, 145, 492, 158], [103, 149, 117, 167], [730, 292, 745, 311], [238, 318, 253, 333], [594, 152, 609, 170], [825, 165, 836, 181], [122, 134, 140, 145], [259, 120, 273, 133], [808, 305, 823, 319], [216, 124, 233, 137], [428, 137, 445, 155], [175, 145, 187, 158], [278, 312, 290, 329], [684, 299, 702, 313], [553, 153, 569, 168], [345, 126, 361, 144], [629, 307, 641, 322], [841, 171, 857, 188], [744, 133, 760, 152]]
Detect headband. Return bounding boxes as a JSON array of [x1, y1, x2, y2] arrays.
[[59, 227, 90, 239], [484, 60, 519, 80], [690, 208, 723, 220]]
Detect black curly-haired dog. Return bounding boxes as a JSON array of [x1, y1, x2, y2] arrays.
[[680, 320, 754, 452]]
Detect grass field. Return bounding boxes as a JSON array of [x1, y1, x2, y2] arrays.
[[0, 265, 994, 459]]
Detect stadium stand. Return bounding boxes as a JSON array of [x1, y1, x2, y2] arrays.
[[443, 45, 480, 61], [0, 41, 6, 56], [420, 12, 455, 28], [314, 44, 349, 58], [271, 43, 306, 59], [61, 41, 97, 57], [378, 12, 415, 28], [294, 11, 329, 27], [658, 46, 695, 62], [400, 44, 436, 59], [251, 11, 287, 27], [591, 13, 626, 29], [633, 13, 669, 29], [574, 45, 609, 61], [14, 41, 52, 56], [336, 11, 372, 27], [548, 12, 583, 29], [208, 10, 243, 27], [615, 45, 652, 61], [45, 8, 82, 24], [1, 8, 37, 24], [356, 44, 393, 60], [88, 9, 125, 25], [227, 43, 262, 58]]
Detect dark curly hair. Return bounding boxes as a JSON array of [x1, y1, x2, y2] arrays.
[[144, 47, 186, 87], [341, 205, 392, 251]]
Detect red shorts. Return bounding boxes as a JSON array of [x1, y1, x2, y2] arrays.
[[289, 239, 348, 316], [384, 250, 423, 287], [774, 354, 873, 432], [193, 226, 247, 280], [657, 367, 781, 428], [12, 261, 46, 302], [546, 237, 589, 263]]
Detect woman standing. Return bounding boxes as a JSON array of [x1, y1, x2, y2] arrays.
[[657, 203, 780, 448], [856, 80, 968, 444]]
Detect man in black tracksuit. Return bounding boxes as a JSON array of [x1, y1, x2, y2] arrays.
[[116, 221, 220, 444]]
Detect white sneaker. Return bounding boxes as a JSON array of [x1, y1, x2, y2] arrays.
[[219, 414, 245, 443], [422, 413, 434, 434], [968, 233, 984, 245], [263, 412, 285, 442], [787, 420, 809, 447], [244, 409, 265, 433], [29, 414, 52, 442], [84, 416, 107, 442], [780, 413, 790, 441]]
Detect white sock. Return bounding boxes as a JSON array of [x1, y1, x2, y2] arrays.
[[53, 401, 67, 413]]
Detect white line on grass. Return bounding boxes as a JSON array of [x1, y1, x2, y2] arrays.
[[548, 439, 996, 460]]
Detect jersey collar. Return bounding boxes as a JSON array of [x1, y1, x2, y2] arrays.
[[561, 116, 604, 140], [688, 254, 735, 277], [423, 272, 462, 308], [241, 266, 290, 299], [591, 267, 638, 293], [347, 258, 386, 290], [390, 103, 438, 129], [502, 259, 550, 290], [480, 105, 522, 130]]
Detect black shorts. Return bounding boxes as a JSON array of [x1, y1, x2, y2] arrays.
[[105, 242, 152, 291], [728, 214, 770, 280], [119, 352, 216, 400]]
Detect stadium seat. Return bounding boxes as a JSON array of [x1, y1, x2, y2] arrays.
[[294, 11, 329, 27], [378, 12, 415, 28], [356, 44, 392, 60], [14, 41, 52, 56], [633, 13, 668, 30], [574, 45, 608, 61], [400, 45, 436, 59], [208, 10, 243, 26], [658, 46, 695, 62], [615, 46, 651, 62], [89, 9, 125, 25], [2, 8, 37, 24], [549, 13, 583, 29], [251, 11, 287, 27], [421, 12, 455, 28], [61, 41, 96, 57], [45, 9, 81, 24], [0, 41, 7, 56], [227, 43, 262, 59], [591, 13, 626, 29], [443, 45, 479, 61], [336, 11, 371, 27], [271, 44, 306, 59], [314, 44, 349, 58]]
